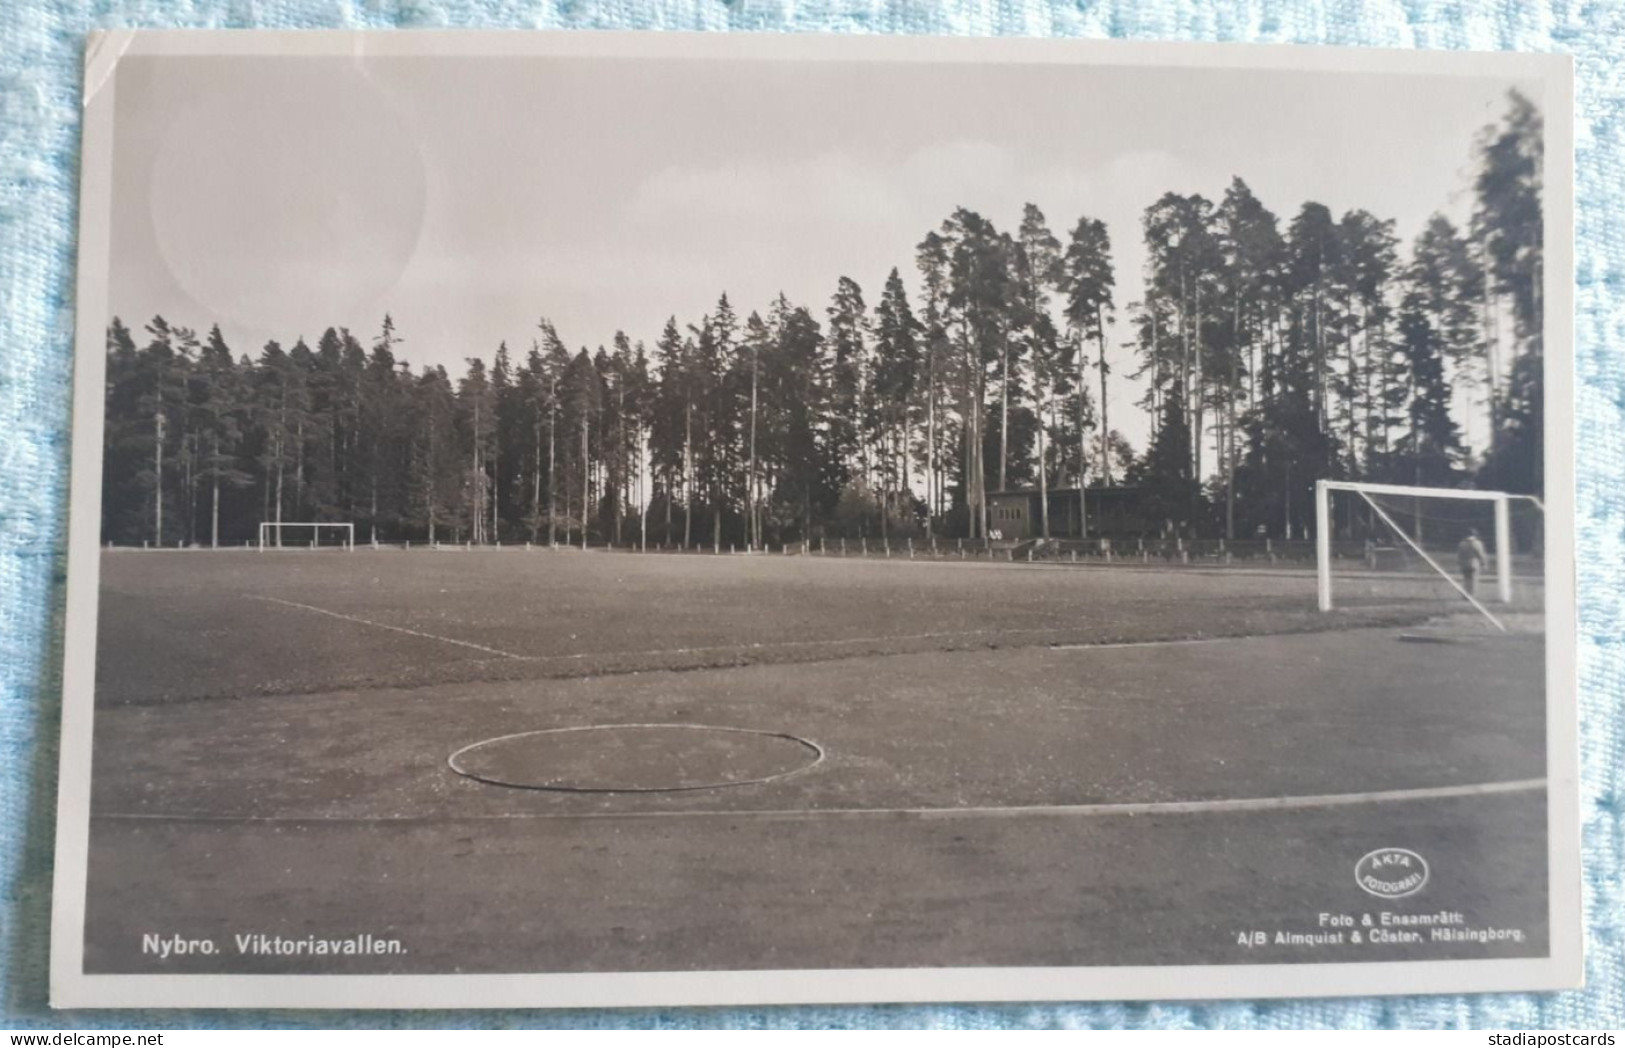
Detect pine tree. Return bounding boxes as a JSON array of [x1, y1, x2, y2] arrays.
[[1283, 202, 1342, 434], [769, 298, 834, 541], [649, 318, 688, 546], [871, 267, 922, 537], [1215, 180, 1281, 537], [359, 315, 405, 543], [1062, 215, 1115, 536], [192, 325, 250, 548], [490, 340, 519, 542], [135, 317, 191, 546], [942, 208, 1015, 539], [913, 231, 953, 532], [563, 348, 602, 549], [458, 356, 496, 544], [102, 319, 146, 544], [1126, 389, 1200, 536], [519, 340, 548, 542], [409, 366, 459, 544], [1473, 90, 1543, 494], [741, 311, 771, 548], [609, 332, 637, 546], [826, 277, 867, 489], [627, 339, 654, 549]]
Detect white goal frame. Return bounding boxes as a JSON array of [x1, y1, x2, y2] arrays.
[[1315, 480, 1537, 623], [258, 521, 355, 551]]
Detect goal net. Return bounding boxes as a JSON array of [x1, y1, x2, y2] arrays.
[[1315, 481, 1544, 631], [258, 522, 355, 550]]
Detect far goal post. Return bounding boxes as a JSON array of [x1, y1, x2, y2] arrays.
[[1315, 480, 1543, 627], [258, 522, 355, 550]]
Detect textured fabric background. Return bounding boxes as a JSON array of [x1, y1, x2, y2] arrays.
[[1, 0, 1619, 1030]]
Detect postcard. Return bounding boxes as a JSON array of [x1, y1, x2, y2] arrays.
[[51, 30, 1579, 1008]]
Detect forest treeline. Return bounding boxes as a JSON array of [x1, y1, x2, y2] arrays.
[[100, 92, 1543, 549]]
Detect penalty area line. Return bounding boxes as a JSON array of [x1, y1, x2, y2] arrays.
[[247, 596, 529, 661], [93, 777, 1545, 824]]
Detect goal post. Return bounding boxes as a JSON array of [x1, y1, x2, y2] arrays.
[[1315, 480, 1539, 623], [258, 522, 355, 550]]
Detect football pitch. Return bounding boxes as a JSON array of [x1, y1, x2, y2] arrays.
[[84, 549, 1549, 975]]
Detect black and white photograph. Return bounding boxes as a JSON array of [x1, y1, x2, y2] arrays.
[[51, 31, 1579, 1008]]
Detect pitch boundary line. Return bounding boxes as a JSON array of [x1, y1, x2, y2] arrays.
[[93, 777, 1545, 824], [247, 593, 1173, 664], [243, 593, 1403, 669], [515, 627, 1234, 663], [248, 596, 529, 660]]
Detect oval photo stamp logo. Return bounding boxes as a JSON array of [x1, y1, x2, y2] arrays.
[[1355, 848, 1430, 899]]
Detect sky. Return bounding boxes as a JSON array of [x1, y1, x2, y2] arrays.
[[108, 51, 1535, 453]]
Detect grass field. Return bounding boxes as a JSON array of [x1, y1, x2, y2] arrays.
[[84, 549, 1548, 975]]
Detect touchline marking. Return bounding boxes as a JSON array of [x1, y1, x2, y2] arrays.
[[244, 593, 1418, 676], [94, 777, 1544, 824], [241, 600, 1276, 669], [249, 596, 529, 661], [521, 625, 1083, 663], [461, 625, 1363, 666]]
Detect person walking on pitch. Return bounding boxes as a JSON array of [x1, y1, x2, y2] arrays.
[[1457, 528, 1488, 596]]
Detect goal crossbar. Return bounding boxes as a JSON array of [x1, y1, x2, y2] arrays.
[[258, 522, 355, 550], [1315, 480, 1521, 622], [1318, 480, 1511, 502]]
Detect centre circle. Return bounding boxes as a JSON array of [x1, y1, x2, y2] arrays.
[[447, 724, 824, 793]]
